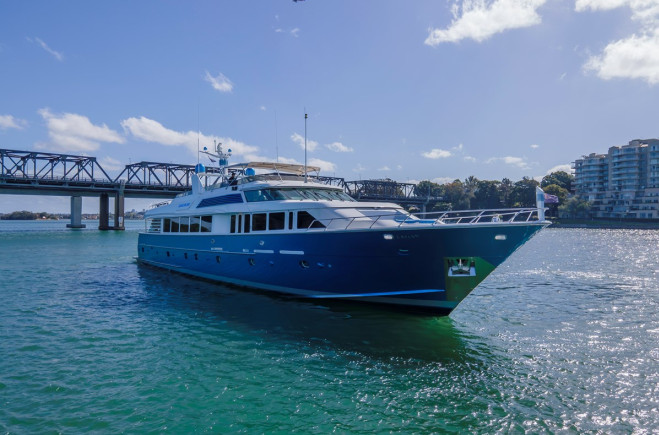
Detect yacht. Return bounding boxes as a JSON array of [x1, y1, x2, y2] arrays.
[[137, 144, 549, 313]]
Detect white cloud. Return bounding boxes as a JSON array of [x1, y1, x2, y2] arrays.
[[378, 166, 391, 171], [28, 37, 64, 61], [353, 163, 367, 173], [425, 0, 546, 45], [530, 143, 540, 149], [290, 28, 300, 37], [309, 158, 336, 173], [422, 148, 452, 159], [99, 156, 123, 171], [578, 0, 659, 84], [259, 105, 267, 111], [584, 32, 659, 84], [121, 116, 258, 158], [432, 177, 456, 185], [486, 155, 531, 169], [291, 132, 319, 152], [204, 71, 234, 93], [326, 141, 354, 153], [464, 155, 477, 162], [0, 115, 27, 130], [38, 108, 124, 152], [545, 163, 573, 174]]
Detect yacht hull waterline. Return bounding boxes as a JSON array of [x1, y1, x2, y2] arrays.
[[137, 143, 549, 313]]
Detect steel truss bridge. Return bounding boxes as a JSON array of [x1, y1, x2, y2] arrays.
[[0, 148, 440, 229]]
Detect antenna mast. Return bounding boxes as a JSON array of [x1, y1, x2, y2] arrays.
[[304, 111, 308, 183]]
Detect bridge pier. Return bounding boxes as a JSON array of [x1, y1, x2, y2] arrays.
[[113, 190, 125, 231], [66, 196, 86, 229], [98, 191, 125, 231], [99, 193, 110, 230]]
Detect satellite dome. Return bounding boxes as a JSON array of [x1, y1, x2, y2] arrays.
[[245, 167, 256, 176], [195, 163, 206, 174]]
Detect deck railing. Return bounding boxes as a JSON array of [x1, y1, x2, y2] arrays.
[[310, 207, 544, 231]]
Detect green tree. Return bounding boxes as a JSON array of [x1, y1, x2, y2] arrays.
[[558, 196, 591, 219], [499, 178, 514, 207], [511, 177, 539, 207], [541, 171, 573, 191], [414, 180, 443, 198], [543, 184, 569, 217], [472, 180, 502, 209], [444, 179, 470, 210]]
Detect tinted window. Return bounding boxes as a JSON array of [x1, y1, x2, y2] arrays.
[[297, 211, 325, 229], [269, 212, 285, 230], [253, 213, 267, 231], [190, 216, 201, 232], [201, 215, 212, 232]]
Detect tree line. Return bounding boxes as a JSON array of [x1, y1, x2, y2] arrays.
[[413, 170, 588, 216]]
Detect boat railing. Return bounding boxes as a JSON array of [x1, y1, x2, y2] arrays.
[[307, 207, 543, 231]]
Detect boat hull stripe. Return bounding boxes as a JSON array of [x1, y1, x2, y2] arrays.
[[309, 289, 443, 298]]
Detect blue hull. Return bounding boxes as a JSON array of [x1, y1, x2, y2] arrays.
[[137, 223, 545, 312]]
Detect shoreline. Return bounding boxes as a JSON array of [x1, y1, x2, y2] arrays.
[[549, 219, 659, 230]]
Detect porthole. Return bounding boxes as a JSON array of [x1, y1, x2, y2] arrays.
[[194, 253, 198, 260], [141, 247, 144, 252], [166, 251, 170, 257], [216, 255, 221, 264], [184, 253, 188, 260], [299, 260, 310, 269], [248, 258, 256, 266]]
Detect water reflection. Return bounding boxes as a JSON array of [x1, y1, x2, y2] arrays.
[[135, 264, 480, 362]]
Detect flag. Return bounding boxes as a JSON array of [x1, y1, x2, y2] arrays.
[[545, 193, 559, 204]]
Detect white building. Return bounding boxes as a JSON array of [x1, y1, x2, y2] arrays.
[[573, 139, 659, 219]]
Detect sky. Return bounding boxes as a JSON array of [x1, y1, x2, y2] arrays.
[[1, 0, 659, 213]]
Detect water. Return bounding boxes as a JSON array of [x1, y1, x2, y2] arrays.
[[0, 221, 657, 433]]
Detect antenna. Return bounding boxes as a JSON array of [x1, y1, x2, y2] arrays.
[[275, 110, 279, 163], [197, 101, 200, 165], [304, 107, 309, 183]]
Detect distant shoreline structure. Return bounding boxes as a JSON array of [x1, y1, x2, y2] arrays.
[[549, 218, 658, 230]]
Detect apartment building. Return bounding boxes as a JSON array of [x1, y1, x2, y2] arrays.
[[573, 139, 659, 219]]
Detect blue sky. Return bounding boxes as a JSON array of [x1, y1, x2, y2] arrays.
[[1, 0, 658, 213]]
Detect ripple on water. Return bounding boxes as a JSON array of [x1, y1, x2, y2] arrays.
[[0, 225, 658, 432]]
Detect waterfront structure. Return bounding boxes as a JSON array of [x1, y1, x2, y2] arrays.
[[137, 144, 548, 313], [573, 139, 659, 219]]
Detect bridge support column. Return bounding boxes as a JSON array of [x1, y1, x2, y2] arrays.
[[113, 190, 125, 231], [66, 196, 86, 229], [99, 193, 110, 230]]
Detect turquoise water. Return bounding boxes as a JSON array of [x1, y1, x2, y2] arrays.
[[1, 221, 657, 433]]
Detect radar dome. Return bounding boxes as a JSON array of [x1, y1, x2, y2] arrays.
[[245, 167, 256, 176], [195, 163, 206, 174]]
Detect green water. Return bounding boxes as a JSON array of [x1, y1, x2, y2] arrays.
[[1, 221, 657, 433]]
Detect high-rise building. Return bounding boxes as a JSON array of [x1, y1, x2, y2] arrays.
[[573, 139, 659, 219]]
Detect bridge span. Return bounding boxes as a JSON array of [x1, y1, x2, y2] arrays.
[[0, 148, 438, 230]]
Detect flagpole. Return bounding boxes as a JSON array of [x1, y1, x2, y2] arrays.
[[304, 112, 308, 183]]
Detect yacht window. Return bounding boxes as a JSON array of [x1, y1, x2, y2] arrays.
[[179, 217, 190, 233], [201, 215, 212, 232], [190, 216, 201, 232], [253, 213, 267, 231], [269, 212, 285, 230], [163, 218, 171, 233], [297, 211, 325, 229], [230, 215, 236, 234], [281, 189, 305, 200], [238, 214, 243, 233], [244, 214, 251, 233], [288, 212, 293, 230], [171, 217, 180, 232]]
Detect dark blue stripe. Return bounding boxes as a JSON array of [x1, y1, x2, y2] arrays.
[[197, 193, 243, 208]]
